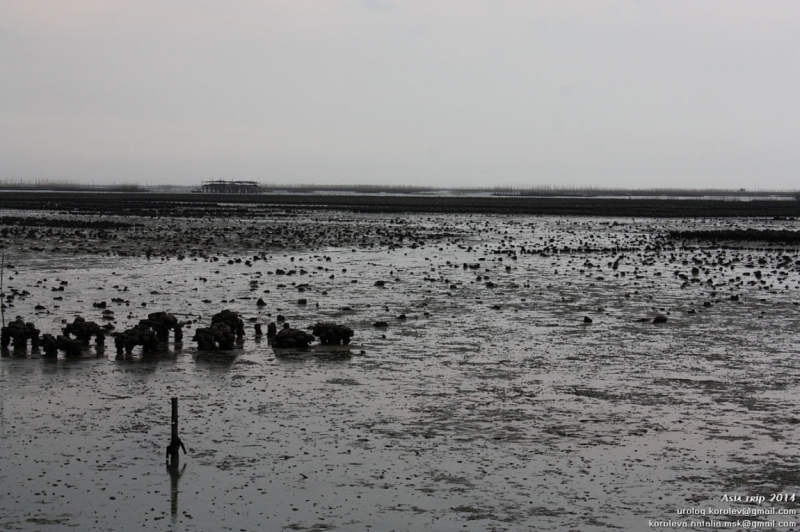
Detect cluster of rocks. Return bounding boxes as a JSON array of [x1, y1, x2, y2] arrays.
[[193, 310, 245, 350], [114, 312, 185, 356], [272, 325, 315, 348], [312, 323, 354, 345], [41, 334, 82, 358], [140, 312, 184, 343], [114, 323, 160, 356], [271, 322, 354, 349], [63, 316, 106, 345], [40, 316, 107, 358], [1, 317, 41, 350], [2, 311, 189, 358], [3, 307, 358, 357]]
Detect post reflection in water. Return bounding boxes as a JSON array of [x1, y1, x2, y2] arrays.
[[0, 386, 5, 440], [167, 460, 186, 522]]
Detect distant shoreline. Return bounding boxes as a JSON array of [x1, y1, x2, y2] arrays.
[[0, 190, 798, 218]]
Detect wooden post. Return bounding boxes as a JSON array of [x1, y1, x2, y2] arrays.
[[166, 397, 186, 463], [171, 397, 178, 443]]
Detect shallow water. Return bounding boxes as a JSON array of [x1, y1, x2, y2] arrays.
[[1, 211, 799, 531]]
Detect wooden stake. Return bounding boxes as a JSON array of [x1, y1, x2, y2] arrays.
[[171, 397, 178, 442], [166, 397, 186, 463]]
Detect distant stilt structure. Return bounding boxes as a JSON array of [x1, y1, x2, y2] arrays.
[[200, 180, 259, 194]]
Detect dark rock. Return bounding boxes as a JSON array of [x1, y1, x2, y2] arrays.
[[140, 312, 183, 342], [583, 316, 592, 324], [1, 317, 40, 351], [41, 333, 81, 358], [312, 323, 354, 345], [41, 333, 59, 357], [653, 314, 668, 324], [63, 316, 105, 345], [193, 322, 235, 350], [272, 328, 315, 348], [190, 309, 245, 350], [210, 309, 245, 341], [114, 323, 159, 355], [373, 321, 388, 328]]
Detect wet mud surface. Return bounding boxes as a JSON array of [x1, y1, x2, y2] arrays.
[[1, 203, 799, 531]]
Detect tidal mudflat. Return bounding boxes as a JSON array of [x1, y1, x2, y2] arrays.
[[1, 199, 799, 531]]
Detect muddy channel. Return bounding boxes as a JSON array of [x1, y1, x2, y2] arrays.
[[1, 205, 799, 531]]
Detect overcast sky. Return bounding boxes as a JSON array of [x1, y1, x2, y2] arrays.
[[0, 1, 798, 189]]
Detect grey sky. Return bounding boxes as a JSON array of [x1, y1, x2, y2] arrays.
[[1, 1, 798, 189]]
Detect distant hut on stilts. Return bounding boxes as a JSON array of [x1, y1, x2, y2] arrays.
[[200, 180, 260, 194]]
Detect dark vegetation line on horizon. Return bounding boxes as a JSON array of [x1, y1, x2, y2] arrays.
[[0, 178, 798, 198], [0, 179, 146, 192], [0, 191, 798, 218]]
